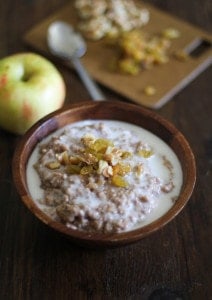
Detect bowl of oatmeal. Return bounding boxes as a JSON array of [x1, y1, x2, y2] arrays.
[[13, 101, 196, 246]]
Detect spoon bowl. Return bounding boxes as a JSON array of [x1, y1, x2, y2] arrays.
[[47, 21, 105, 101], [47, 21, 87, 59]]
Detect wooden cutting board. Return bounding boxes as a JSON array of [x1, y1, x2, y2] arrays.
[[24, 1, 212, 109]]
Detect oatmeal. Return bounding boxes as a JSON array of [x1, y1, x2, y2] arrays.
[[26, 120, 183, 233]]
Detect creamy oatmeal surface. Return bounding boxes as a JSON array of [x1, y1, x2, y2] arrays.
[[26, 120, 183, 233]]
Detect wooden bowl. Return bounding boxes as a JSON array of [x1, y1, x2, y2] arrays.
[[13, 101, 196, 247]]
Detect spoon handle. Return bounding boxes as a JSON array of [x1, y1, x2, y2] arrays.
[[71, 57, 106, 101]]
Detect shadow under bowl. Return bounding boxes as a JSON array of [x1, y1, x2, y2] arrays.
[[13, 101, 196, 247]]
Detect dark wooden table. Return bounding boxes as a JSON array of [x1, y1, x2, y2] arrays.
[[0, 1, 211, 299]]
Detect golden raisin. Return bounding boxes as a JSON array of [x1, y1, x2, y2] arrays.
[[45, 161, 61, 170], [66, 164, 81, 174], [137, 149, 153, 158], [80, 165, 94, 175], [111, 175, 128, 187], [162, 28, 180, 39], [118, 58, 140, 75], [143, 85, 156, 96], [55, 151, 67, 164], [113, 163, 131, 176], [90, 138, 114, 153], [69, 156, 81, 165], [121, 151, 132, 159], [174, 50, 188, 62]]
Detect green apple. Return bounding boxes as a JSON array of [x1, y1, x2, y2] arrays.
[[0, 52, 66, 134]]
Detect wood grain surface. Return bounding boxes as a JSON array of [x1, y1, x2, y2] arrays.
[[0, 0, 211, 299]]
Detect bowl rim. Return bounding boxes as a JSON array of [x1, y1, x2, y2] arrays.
[[12, 100, 196, 247]]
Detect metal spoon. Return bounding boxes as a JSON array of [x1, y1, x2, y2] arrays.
[[47, 21, 105, 101]]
